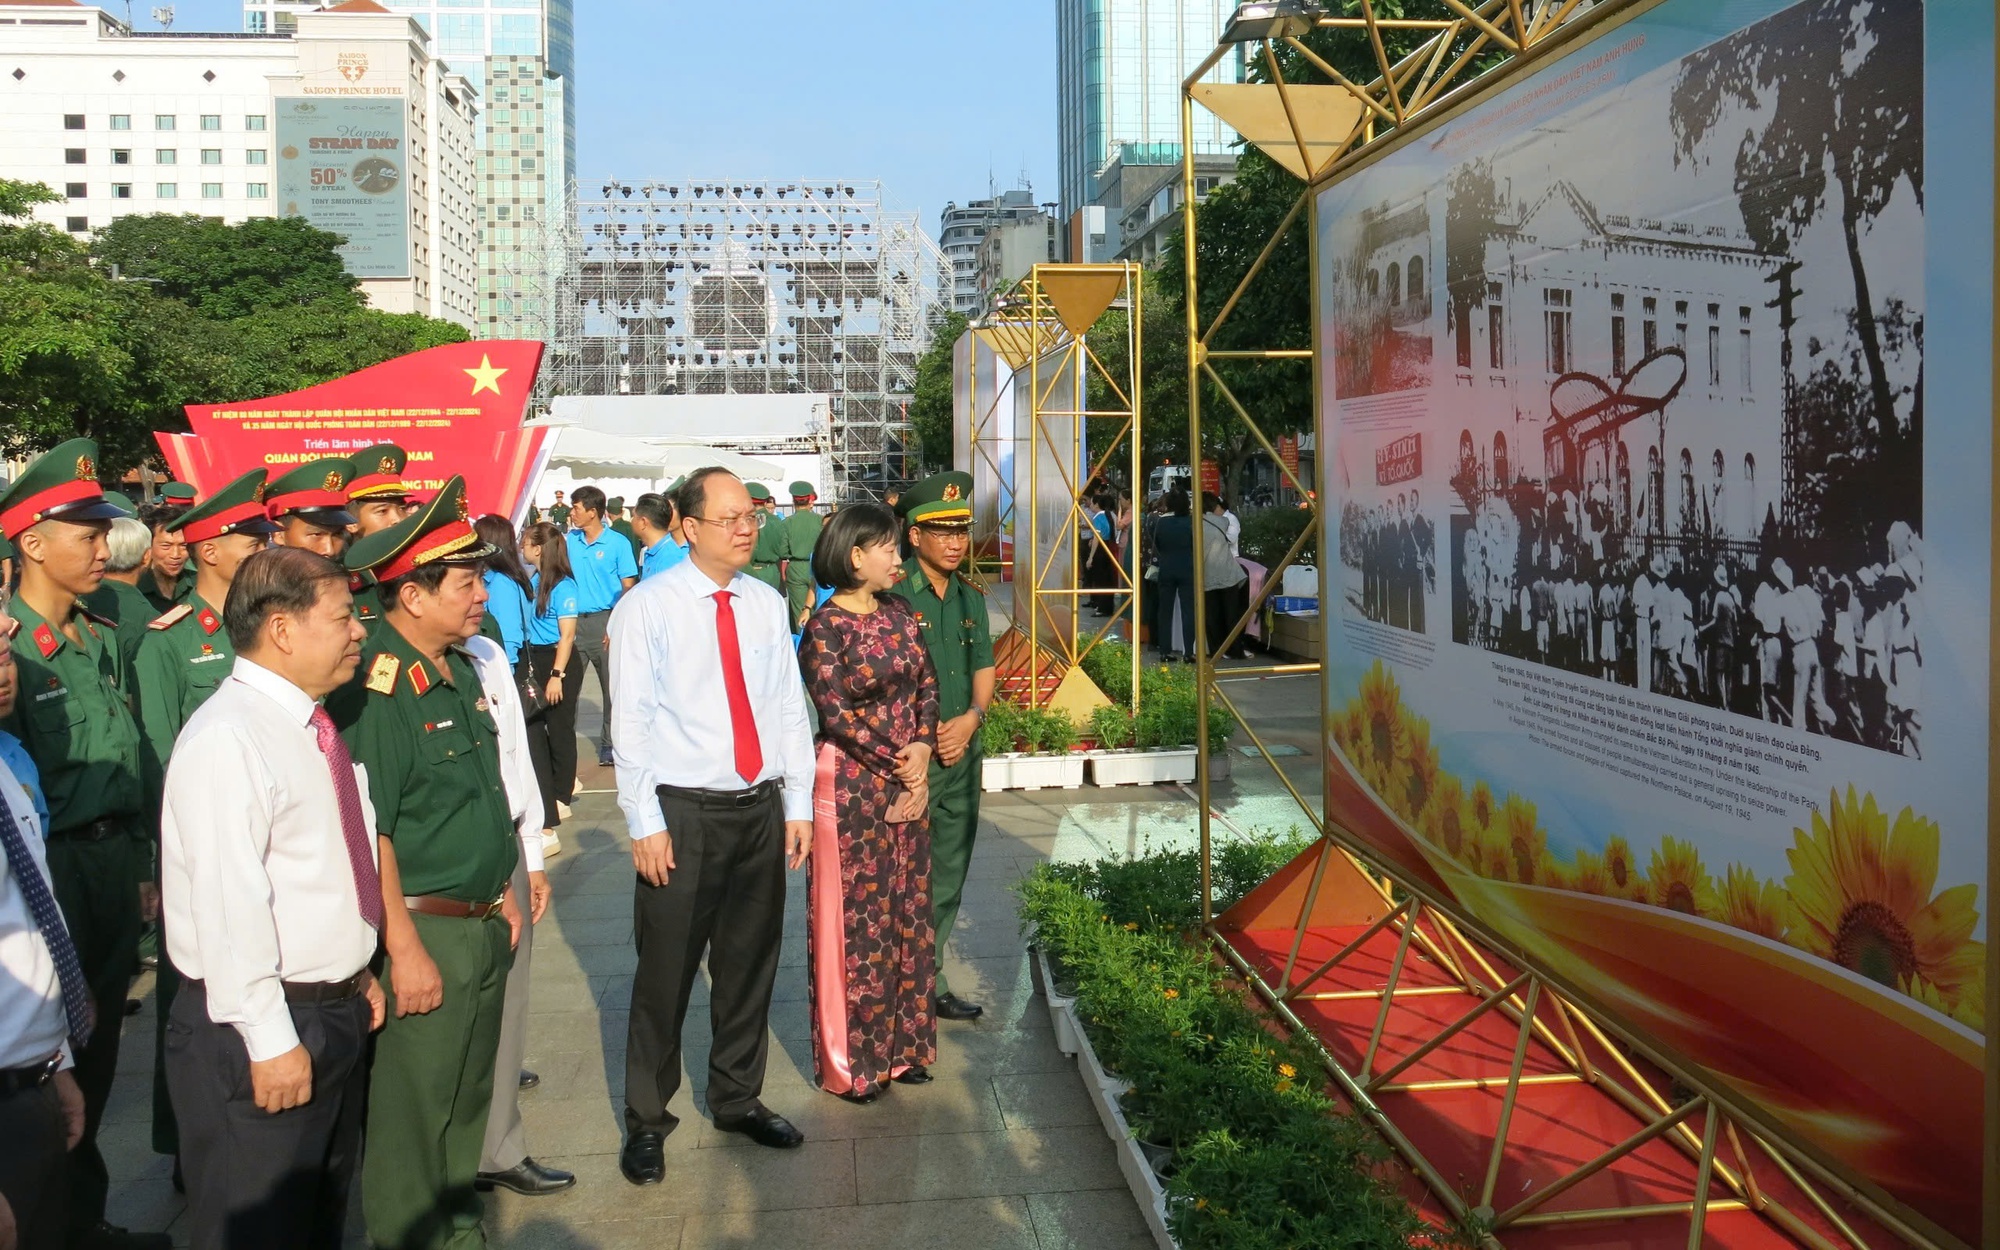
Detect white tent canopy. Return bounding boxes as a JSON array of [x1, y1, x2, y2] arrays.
[[529, 423, 785, 481]]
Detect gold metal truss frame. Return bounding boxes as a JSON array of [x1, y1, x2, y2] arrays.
[[1006, 264, 1145, 708], [1178, 4, 1964, 1250]]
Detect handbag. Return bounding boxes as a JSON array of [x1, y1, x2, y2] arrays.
[[513, 657, 549, 722]]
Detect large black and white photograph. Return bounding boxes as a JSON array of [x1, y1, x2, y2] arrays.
[[1336, 434, 1436, 632], [1329, 0, 1925, 755]]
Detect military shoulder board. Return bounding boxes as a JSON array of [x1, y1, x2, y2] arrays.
[[365, 654, 400, 695], [148, 604, 194, 632]]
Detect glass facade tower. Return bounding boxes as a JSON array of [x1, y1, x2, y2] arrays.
[[241, 0, 575, 339], [1055, 0, 1244, 222]]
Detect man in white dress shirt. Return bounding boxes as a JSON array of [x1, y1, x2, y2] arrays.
[[0, 604, 87, 1250], [159, 547, 386, 1249], [609, 468, 814, 1184]]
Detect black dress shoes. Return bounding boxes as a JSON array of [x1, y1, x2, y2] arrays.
[[620, 1131, 667, 1185], [713, 1105, 805, 1149], [518, 1068, 540, 1090], [936, 992, 984, 1021], [476, 1157, 576, 1195], [75, 1223, 171, 1250], [892, 1065, 932, 1085]]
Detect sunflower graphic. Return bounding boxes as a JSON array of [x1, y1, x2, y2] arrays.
[[1496, 795, 1551, 885], [1647, 837, 1718, 917], [1906, 976, 1982, 1031], [1782, 786, 1982, 1003], [1568, 850, 1609, 896], [1718, 865, 1787, 941], [1334, 704, 1367, 761], [1357, 663, 1408, 775], [1601, 836, 1647, 902], [1469, 779, 1497, 834], [1393, 719, 1441, 821], [1421, 775, 1471, 862]]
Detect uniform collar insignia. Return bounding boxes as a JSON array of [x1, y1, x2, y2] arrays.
[[349, 573, 366, 593], [365, 653, 400, 695], [408, 660, 433, 696], [31, 623, 57, 659], [196, 607, 221, 635], [473, 696, 489, 712]]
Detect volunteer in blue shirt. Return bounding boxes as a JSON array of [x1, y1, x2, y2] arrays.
[[631, 493, 686, 582], [564, 486, 638, 768], [523, 522, 582, 856], [476, 515, 534, 667]]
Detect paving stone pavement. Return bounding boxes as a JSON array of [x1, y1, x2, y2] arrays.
[[101, 764, 1160, 1248]]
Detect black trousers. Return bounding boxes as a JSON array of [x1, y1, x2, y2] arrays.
[[0, 1077, 70, 1250], [529, 643, 583, 808], [624, 785, 785, 1135], [165, 981, 370, 1250], [516, 654, 559, 829]]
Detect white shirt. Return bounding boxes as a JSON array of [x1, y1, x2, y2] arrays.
[[461, 635, 545, 872], [608, 558, 814, 840], [0, 752, 72, 1071], [161, 658, 382, 1061], [1222, 509, 1241, 556]]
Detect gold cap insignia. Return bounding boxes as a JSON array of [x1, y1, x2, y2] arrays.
[[454, 493, 469, 521], [75, 455, 96, 480], [323, 470, 344, 491], [378, 455, 396, 474], [941, 483, 963, 502], [252, 483, 268, 504]]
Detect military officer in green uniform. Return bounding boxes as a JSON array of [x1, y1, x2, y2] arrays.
[[328, 476, 523, 1250], [0, 441, 169, 1250], [782, 480, 824, 630], [266, 455, 357, 559], [344, 443, 416, 636], [139, 499, 197, 615], [745, 482, 787, 593], [606, 496, 643, 563], [885, 471, 995, 1022], [133, 470, 280, 1160]]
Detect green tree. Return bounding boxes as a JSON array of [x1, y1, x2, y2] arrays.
[[908, 310, 967, 473], [90, 214, 363, 319]]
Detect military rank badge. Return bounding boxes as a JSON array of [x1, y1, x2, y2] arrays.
[[365, 653, 401, 695]]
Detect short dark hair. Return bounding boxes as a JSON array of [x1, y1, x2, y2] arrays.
[[672, 467, 737, 531], [632, 492, 673, 531], [140, 502, 183, 535], [224, 546, 348, 652], [1165, 488, 1190, 517], [812, 502, 899, 592], [570, 485, 606, 517]]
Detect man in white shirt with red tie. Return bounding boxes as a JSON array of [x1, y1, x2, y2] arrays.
[[609, 468, 814, 1185], [159, 546, 387, 1249]]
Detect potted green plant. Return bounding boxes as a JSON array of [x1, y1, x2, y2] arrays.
[[1011, 705, 1085, 790], [978, 699, 1024, 792]]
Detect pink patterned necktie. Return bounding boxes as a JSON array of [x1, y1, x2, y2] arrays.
[[310, 706, 384, 929]]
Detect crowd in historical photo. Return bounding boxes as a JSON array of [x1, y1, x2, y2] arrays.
[[1455, 481, 1926, 757], [1338, 492, 1435, 632]]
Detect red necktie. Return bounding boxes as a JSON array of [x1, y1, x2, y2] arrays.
[[311, 706, 385, 929], [712, 591, 763, 785]]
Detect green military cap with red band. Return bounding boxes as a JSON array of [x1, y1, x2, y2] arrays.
[[172, 468, 282, 543], [0, 438, 129, 541]]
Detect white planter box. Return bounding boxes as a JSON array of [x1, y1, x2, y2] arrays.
[[1077, 1026, 1133, 1142], [1034, 948, 1081, 1055], [981, 753, 1018, 792], [1007, 752, 1086, 790], [1087, 748, 1199, 787], [1077, 1022, 1178, 1250]]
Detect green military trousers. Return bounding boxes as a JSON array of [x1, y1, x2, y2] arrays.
[[364, 911, 513, 1250], [46, 830, 145, 1234], [927, 744, 983, 998]]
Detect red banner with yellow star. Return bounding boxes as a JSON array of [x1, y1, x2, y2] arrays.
[[155, 340, 551, 523]]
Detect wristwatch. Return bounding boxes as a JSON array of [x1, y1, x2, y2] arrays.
[[971, 705, 986, 724], [549, 669, 566, 679]]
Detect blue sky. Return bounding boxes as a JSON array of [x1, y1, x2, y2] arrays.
[[153, 0, 1059, 231]]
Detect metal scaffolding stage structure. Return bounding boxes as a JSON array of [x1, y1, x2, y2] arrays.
[[550, 180, 950, 499]]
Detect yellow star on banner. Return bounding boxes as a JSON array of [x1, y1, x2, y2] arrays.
[[464, 354, 508, 396]]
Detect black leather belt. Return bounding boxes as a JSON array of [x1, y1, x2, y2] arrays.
[[49, 818, 127, 842], [183, 972, 369, 1004], [658, 779, 781, 810], [0, 1054, 61, 1095]]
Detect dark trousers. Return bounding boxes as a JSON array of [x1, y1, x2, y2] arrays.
[[45, 830, 143, 1234], [1155, 569, 1197, 657], [625, 785, 785, 1135], [166, 981, 369, 1250], [530, 643, 582, 809], [0, 1078, 70, 1250], [1205, 582, 1248, 658], [572, 610, 613, 754]]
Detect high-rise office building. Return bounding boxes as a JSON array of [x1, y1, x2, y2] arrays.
[[242, 0, 575, 340], [938, 189, 1047, 315], [1055, 0, 1244, 236]]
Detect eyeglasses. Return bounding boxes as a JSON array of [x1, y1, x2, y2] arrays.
[[690, 512, 758, 534]]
